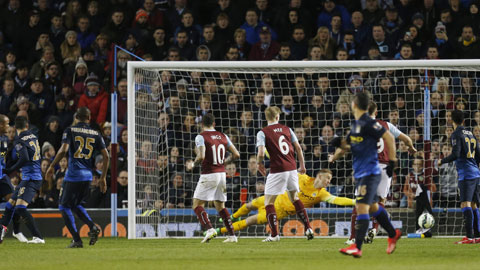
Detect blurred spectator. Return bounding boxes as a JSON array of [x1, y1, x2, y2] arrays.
[[167, 173, 190, 208], [232, 28, 250, 60], [453, 25, 479, 58], [0, 78, 16, 115], [61, 31, 81, 66], [435, 143, 458, 208], [145, 28, 169, 61], [28, 78, 55, 125], [78, 74, 108, 126], [40, 115, 62, 151], [289, 25, 308, 60], [317, 0, 352, 30], [175, 10, 202, 46], [201, 24, 222, 60], [309, 26, 336, 60], [249, 26, 279, 60], [101, 9, 127, 45], [117, 170, 128, 208], [225, 163, 241, 209], [241, 9, 277, 45]]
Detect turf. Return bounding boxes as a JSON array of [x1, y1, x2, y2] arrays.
[[1, 237, 477, 270]]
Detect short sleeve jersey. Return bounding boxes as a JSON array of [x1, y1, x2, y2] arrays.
[[257, 123, 298, 173], [62, 122, 106, 182], [195, 130, 232, 175], [445, 126, 480, 181], [15, 130, 42, 180], [347, 113, 386, 179]]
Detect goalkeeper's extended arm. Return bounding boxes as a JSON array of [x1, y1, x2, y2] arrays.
[[325, 195, 356, 206]]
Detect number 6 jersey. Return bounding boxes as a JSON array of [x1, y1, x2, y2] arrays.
[[195, 129, 232, 175], [62, 122, 106, 182], [256, 123, 298, 173]]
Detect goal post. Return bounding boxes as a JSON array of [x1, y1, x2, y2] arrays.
[[128, 60, 480, 239]]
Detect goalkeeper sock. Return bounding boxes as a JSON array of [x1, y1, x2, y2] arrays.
[[473, 208, 480, 237], [355, 214, 370, 250], [293, 200, 311, 229], [221, 220, 248, 234], [73, 205, 95, 230], [233, 203, 251, 219], [0, 202, 15, 226], [462, 207, 474, 238], [60, 206, 80, 242], [194, 206, 212, 230], [16, 205, 42, 239], [219, 208, 234, 236], [265, 204, 278, 237], [371, 206, 396, 238], [349, 207, 357, 240]]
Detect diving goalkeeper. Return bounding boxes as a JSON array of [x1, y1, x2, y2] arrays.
[[216, 169, 355, 235]]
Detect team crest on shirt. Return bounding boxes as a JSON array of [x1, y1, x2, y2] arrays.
[[39, 99, 45, 108], [452, 139, 456, 146], [19, 187, 25, 195], [374, 122, 382, 130]]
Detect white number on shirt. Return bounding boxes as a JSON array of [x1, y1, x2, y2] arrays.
[[279, 135, 290, 155], [211, 144, 226, 165], [377, 138, 384, 153]]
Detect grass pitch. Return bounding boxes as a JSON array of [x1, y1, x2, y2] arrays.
[[1, 237, 477, 270]]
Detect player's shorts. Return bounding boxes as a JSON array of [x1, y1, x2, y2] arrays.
[[458, 178, 480, 203], [193, 172, 227, 202], [265, 170, 299, 195], [0, 175, 13, 198], [252, 196, 290, 225], [377, 163, 391, 199], [59, 181, 91, 208], [355, 174, 381, 205], [11, 180, 42, 203]]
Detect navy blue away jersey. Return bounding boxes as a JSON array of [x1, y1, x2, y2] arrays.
[[442, 126, 480, 181], [15, 131, 42, 180], [62, 122, 106, 182], [0, 135, 8, 178], [347, 113, 386, 179]]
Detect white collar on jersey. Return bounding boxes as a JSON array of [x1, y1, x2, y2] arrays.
[[204, 129, 215, 131], [267, 122, 279, 126]]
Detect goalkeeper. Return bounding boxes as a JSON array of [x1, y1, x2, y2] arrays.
[[216, 169, 355, 235]]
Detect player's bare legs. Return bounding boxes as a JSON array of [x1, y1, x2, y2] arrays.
[[287, 191, 313, 240]]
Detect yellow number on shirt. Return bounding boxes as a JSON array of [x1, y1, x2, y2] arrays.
[[29, 140, 41, 161], [74, 136, 95, 159], [465, 137, 477, 158]]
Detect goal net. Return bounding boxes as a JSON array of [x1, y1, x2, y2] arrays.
[[127, 60, 480, 239]]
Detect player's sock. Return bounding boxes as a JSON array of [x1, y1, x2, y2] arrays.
[[372, 202, 384, 232], [473, 208, 480, 237], [349, 207, 357, 240], [12, 212, 21, 234], [219, 208, 234, 236], [293, 200, 311, 229], [232, 204, 251, 219], [73, 205, 95, 230], [462, 207, 474, 238], [0, 202, 15, 226], [15, 205, 42, 239], [60, 206, 81, 242], [371, 206, 396, 238], [355, 214, 370, 250], [194, 206, 212, 230], [221, 220, 248, 234], [265, 204, 278, 237]]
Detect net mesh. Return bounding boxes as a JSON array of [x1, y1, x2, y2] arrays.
[[129, 62, 480, 238]]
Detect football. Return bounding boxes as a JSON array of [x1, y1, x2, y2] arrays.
[[418, 213, 435, 229]]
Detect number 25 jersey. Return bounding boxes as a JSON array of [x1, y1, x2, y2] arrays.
[[62, 122, 106, 182]]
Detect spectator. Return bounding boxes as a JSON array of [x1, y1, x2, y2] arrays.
[[28, 78, 55, 125], [309, 26, 336, 60], [363, 24, 395, 59], [76, 16, 96, 50], [249, 26, 280, 61], [13, 62, 31, 96], [91, 33, 109, 65], [167, 173, 190, 208], [117, 170, 128, 208], [143, 0, 166, 29], [87, 1, 105, 33], [0, 78, 16, 116], [350, 11, 369, 45], [240, 9, 277, 45], [61, 31, 81, 67], [232, 28, 251, 60], [289, 25, 308, 60], [432, 22, 452, 59], [336, 74, 370, 111], [225, 163, 241, 209], [380, 5, 404, 43], [362, 0, 385, 25], [77, 74, 108, 126], [175, 10, 203, 46], [39, 115, 62, 151], [145, 28, 169, 61], [317, 0, 352, 30], [201, 24, 223, 60], [101, 9, 127, 44], [174, 30, 195, 60], [435, 143, 458, 208], [214, 12, 234, 45], [49, 13, 66, 50]]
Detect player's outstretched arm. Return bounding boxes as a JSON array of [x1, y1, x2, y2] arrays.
[[99, 148, 110, 193], [46, 143, 69, 181], [224, 144, 240, 164], [256, 145, 267, 176], [193, 145, 206, 167], [293, 141, 306, 174], [382, 131, 397, 162], [398, 133, 417, 154], [439, 133, 461, 166]]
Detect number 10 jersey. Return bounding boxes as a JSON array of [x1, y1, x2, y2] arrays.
[[195, 130, 232, 175]]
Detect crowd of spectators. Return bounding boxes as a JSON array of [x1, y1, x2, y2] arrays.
[[1, 0, 479, 211]]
